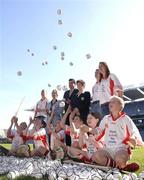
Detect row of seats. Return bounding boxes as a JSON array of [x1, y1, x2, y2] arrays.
[[124, 100, 144, 117]]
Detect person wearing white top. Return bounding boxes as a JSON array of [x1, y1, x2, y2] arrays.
[[34, 89, 48, 122], [98, 62, 123, 116], [92, 96, 144, 171], [91, 69, 102, 115]]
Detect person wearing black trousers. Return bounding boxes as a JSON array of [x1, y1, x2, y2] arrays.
[[63, 79, 78, 146]]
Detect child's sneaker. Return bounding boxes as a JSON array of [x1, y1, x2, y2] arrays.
[[122, 162, 139, 172]]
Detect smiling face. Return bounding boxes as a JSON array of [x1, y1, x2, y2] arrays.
[[73, 115, 83, 129], [19, 122, 27, 131], [98, 62, 110, 78], [95, 69, 101, 82], [87, 114, 99, 128], [52, 89, 58, 99], [17, 122, 27, 134], [77, 82, 84, 91], [69, 79, 75, 90], [34, 119, 42, 130], [41, 89, 46, 98], [99, 63, 106, 75]]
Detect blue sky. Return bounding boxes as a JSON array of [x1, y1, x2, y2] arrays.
[[1, 0, 144, 129]]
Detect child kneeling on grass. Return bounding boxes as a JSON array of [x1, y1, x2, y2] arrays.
[[92, 96, 144, 172], [24, 115, 49, 157], [47, 106, 84, 160], [0, 116, 30, 157], [65, 112, 103, 163]]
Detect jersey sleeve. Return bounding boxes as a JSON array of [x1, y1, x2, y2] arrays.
[[96, 116, 108, 140], [126, 116, 144, 146], [57, 130, 65, 141], [7, 130, 15, 139], [110, 73, 123, 90]]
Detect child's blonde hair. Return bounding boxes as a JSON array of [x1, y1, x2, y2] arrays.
[[110, 96, 125, 111]]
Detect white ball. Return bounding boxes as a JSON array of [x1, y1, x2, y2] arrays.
[[48, 83, 51, 87], [129, 173, 137, 180], [69, 62, 74, 66], [67, 32, 72, 37], [105, 173, 114, 180], [58, 20, 63, 25], [7, 171, 20, 179], [58, 171, 67, 179], [57, 9, 62, 15], [61, 56, 64, 61], [17, 71, 22, 76], [91, 171, 102, 180], [57, 85, 62, 91], [48, 170, 57, 180], [61, 52, 65, 56], [57, 177, 64, 180], [139, 171, 144, 179], [113, 171, 122, 179], [31, 173, 43, 179], [86, 53, 91, 59], [53, 45, 57, 50], [62, 85, 68, 91], [59, 101, 65, 107], [123, 174, 131, 180]]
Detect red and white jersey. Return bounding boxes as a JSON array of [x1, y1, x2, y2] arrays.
[[27, 128, 49, 150], [56, 129, 65, 142], [36, 98, 48, 116], [9, 131, 24, 150], [83, 134, 104, 158], [99, 73, 123, 104], [65, 125, 80, 147], [97, 112, 144, 151], [92, 82, 101, 102]]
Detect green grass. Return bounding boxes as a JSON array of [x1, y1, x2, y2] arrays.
[[0, 144, 11, 150], [0, 144, 144, 179], [129, 146, 144, 174], [0, 143, 33, 151]]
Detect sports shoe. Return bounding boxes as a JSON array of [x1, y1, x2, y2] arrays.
[[123, 162, 140, 172]]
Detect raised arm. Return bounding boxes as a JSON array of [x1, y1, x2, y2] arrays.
[[47, 110, 55, 125], [79, 128, 88, 149], [13, 117, 19, 130], [60, 105, 71, 129], [69, 112, 78, 134], [7, 116, 15, 138], [24, 116, 34, 136]]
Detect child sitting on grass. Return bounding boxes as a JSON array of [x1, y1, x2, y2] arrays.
[[0, 116, 30, 157], [64, 112, 103, 163], [48, 106, 84, 160], [47, 121, 65, 160], [24, 115, 49, 157], [92, 96, 144, 172]]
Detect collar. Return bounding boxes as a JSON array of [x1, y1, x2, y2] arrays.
[[110, 111, 125, 121]]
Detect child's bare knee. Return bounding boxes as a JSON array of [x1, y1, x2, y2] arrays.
[[115, 157, 126, 169]]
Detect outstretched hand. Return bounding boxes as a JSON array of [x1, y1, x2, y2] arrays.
[[11, 116, 17, 124], [80, 125, 90, 133], [29, 116, 34, 124]]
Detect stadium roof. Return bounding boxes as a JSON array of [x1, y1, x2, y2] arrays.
[[123, 84, 144, 101]]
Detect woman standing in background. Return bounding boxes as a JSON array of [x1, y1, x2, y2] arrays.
[[98, 62, 123, 116]]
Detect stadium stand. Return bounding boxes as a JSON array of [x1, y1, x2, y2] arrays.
[[123, 84, 144, 140]]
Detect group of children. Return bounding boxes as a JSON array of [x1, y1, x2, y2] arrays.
[[0, 96, 143, 172]]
